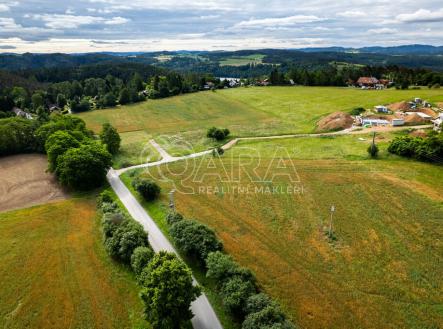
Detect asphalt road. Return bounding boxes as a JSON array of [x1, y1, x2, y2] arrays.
[[107, 169, 223, 329]]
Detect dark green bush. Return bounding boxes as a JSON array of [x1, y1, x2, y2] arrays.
[[131, 246, 154, 276], [132, 178, 161, 201], [170, 219, 223, 263], [166, 211, 184, 225]]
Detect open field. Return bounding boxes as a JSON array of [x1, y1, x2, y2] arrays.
[[0, 197, 147, 329], [219, 54, 266, 66], [113, 130, 161, 169], [78, 87, 443, 157], [125, 134, 443, 329], [0, 154, 68, 213]]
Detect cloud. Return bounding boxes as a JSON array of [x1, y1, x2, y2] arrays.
[[31, 14, 130, 29], [0, 4, 11, 12], [337, 10, 366, 18], [396, 8, 443, 23], [104, 16, 130, 25], [234, 15, 324, 29], [0, 45, 16, 49], [367, 27, 398, 34]]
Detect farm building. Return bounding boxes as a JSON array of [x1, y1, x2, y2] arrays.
[[356, 77, 379, 88], [375, 105, 389, 113], [392, 118, 405, 126], [361, 118, 390, 126]]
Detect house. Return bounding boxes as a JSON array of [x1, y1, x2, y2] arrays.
[[432, 113, 443, 132], [49, 105, 61, 112], [356, 77, 379, 89], [414, 97, 422, 104], [12, 107, 33, 120], [289, 79, 295, 85], [375, 105, 389, 113], [392, 118, 405, 126]]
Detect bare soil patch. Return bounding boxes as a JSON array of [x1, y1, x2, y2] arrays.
[[316, 112, 353, 132], [388, 101, 411, 112], [0, 154, 67, 212]]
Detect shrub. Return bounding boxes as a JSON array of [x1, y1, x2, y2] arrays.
[[97, 190, 114, 208], [349, 107, 365, 116], [207, 126, 230, 141], [221, 276, 256, 317], [104, 220, 148, 263], [166, 211, 184, 225], [242, 305, 295, 329], [131, 246, 154, 276], [170, 220, 223, 263], [245, 293, 275, 314], [206, 251, 256, 285], [101, 201, 119, 214], [132, 178, 161, 201], [139, 252, 201, 328]]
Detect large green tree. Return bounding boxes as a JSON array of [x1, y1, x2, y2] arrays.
[[99, 123, 121, 155], [139, 252, 201, 328], [45, 131, 80, 171], [55, 143, 112, 190]]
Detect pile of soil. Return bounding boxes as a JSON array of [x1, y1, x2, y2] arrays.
[[404, 113, 427, 125], [388, 101, 411, 112], [409, 129, 428, 138], [418, 108, 438, 118], [316, 112, 354, 132], [437, 102, 443, 109]]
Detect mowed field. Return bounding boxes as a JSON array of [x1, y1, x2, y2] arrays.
[[0, 154, 68, 212], [0, 197, 147, 329], [78, 87, 443, 157], [127, 133, 443, 329]]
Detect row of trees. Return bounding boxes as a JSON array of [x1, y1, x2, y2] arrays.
[[388, 131, 443, 163], [267, 65, 443, 88], [97, 191, 200, 328], [165, 210, 295, 328]]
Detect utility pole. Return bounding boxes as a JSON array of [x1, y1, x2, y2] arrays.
[[329, 205, 335, 237], [169, 189, 176, 212]]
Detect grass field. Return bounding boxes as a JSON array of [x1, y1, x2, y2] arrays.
[[0, 197, 148, 329], [125, 133, 443, 329], [78, 87, 443, 159], [219, 54, 266, 66]]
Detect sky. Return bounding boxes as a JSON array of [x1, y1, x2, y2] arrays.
[[0, 0, 442, 53]]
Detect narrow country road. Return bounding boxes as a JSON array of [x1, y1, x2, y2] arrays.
[[107, 169, 223, 329]]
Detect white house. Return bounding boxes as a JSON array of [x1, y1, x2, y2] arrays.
[[12, 107, 33, 120]]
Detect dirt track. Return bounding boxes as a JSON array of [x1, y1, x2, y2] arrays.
[[0, 154, 68, 213]]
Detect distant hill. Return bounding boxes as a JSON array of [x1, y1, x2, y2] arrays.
[[298, 44, 443, 55]]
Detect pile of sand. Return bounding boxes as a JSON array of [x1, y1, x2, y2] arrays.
[[409, 129, 428, 138], [437, 102, 443, 109], [418, 108, 438, 118], [388, 101, 411, 112], [316, 112, 354, 132], [404, 113, 427, 125]]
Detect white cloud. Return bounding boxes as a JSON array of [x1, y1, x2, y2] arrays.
[[105, 16, 130, 25], [0, 4, 11, 12], [65, 8, 75, 15], [337, 10, 366, 18], [396, 8, 443, 23], [234, 15, 324, 29], [367, 27, 398, 34], [31, 14, 130, 29]]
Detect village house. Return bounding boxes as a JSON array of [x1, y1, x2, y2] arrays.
[[356, 77, 379, 89], [12, 107, 33, 120]]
